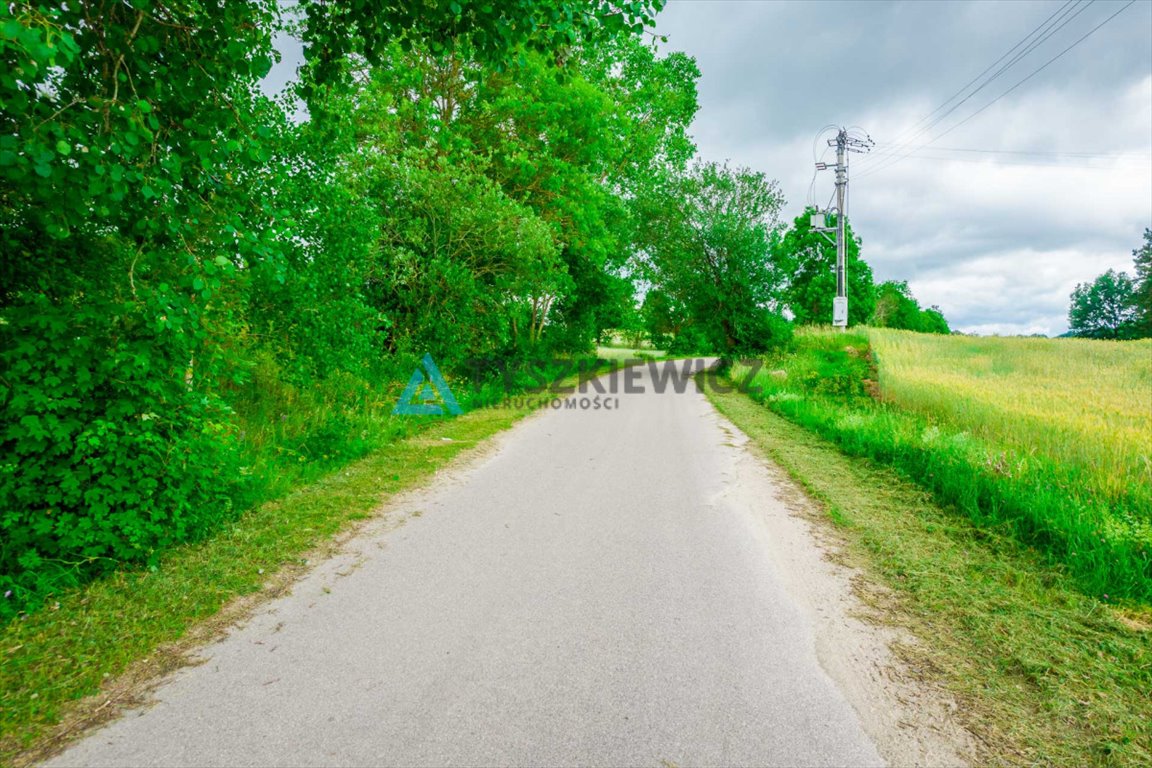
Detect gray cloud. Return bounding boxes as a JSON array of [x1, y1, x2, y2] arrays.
[[656, 0, 1152, 335]]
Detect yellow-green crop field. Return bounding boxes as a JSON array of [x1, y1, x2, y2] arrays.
[[868, 330, 1152, 514], [737, 328, 1152, 602]]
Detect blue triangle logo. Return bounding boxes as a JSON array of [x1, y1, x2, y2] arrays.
[[393, 354, 462, 416]]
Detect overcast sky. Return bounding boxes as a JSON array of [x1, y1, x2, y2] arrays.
[[655, 0, 1152, 335]]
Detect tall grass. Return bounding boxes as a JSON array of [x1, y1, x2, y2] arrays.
[[200, 350, 607, 531], [732, 329, 1152, 602], [226, 354, 419, 511], [869, 330, 1152, 511]]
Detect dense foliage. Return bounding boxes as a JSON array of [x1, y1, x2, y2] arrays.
[[0, 0, 672, 619], [1066, 229, 1152, 340], [638, 161, 791, 356], [772, 207, 876, 327], [1, 0, 953, 621], [871, 280, 951, 334], [1068, 269, 1142, 340], [1, 0, 285, 616]]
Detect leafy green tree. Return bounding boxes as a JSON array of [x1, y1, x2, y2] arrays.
[[1067, 269, 1140, 340], [330, 33, 699, 355], [640, 287, 682, 350], [298, 0, 665, 99], [1131, 228, 1152, 337], [871, 280, 951, 334], [476, 52, 627, 350], [919, 306, 951, 335], [774, 207, 875, 326], [639, 161, 792, 356], [563, 37, 700, 348], [580, 36, 700, 190], [375, 154, 567, 359]]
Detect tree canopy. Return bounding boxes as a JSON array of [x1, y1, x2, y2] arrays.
[[1067, 269, 1141, 340], [871, 280, 951, 334], [637, 161, 791, 356], [1063, 230, 1152, 341], [773, 207, 876, 327]]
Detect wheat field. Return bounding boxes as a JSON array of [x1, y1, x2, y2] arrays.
[[868, 329, 1152, 513]]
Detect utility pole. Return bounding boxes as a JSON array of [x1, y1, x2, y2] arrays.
[[813, 127, 873, 329], [833, 134, 848, 328]]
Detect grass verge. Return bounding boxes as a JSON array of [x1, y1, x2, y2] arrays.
[[0, 401, 535, 765], [866, 330, 1151, 511], [730, 331, 1151, 602], [706, 376, 1152, 766]]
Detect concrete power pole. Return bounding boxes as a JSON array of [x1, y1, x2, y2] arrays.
[[813, 127, 873, 329], [833, 133, 848, 328]]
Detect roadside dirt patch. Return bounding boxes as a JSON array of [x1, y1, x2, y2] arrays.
[[708, 407, 978, 767]]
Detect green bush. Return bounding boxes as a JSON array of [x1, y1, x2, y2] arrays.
[[1, 294, 237, 620]]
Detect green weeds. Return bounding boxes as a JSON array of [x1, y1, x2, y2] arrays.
[[731, 331, 1152, 602]]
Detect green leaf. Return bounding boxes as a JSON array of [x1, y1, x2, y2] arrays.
[[55, 140, 71, 156]]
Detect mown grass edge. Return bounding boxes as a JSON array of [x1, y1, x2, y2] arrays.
[[705, 377, 1152, 766], [0, 402, 535, 765]]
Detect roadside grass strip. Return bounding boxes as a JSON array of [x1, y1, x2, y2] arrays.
[[706, 368, 1151, 766], [0, 403, 532, 764]]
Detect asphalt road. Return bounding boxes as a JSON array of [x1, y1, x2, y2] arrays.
[[50, 360, 885, 767]]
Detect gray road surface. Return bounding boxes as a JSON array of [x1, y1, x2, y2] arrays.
[[50, 360, 884, 767]]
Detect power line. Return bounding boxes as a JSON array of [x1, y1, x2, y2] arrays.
[[920, 1, 1137, 145], [962, 1, 1094, 96], [858, 0, 1085, 167], [873, 0, 1096, 163], [858, 0, 1137, 179], [859, 153, 1137, 173], [862, 0, 1087, 165], [865, 145, 1151, 168], [917, 146, 1151, 158]]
